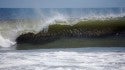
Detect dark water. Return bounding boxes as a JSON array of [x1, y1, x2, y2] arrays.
[[15, 37, 125, 50]]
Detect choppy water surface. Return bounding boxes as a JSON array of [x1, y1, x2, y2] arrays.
[[0, 47, 125, 70]]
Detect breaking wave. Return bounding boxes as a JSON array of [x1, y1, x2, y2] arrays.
[[0, 8, 125, 47]]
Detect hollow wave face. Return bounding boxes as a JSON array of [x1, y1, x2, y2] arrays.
[[0, 8, 125, 47]]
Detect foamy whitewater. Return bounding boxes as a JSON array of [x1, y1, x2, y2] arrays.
[[0, 8, 125, 47], [0, 47, 125, 70]]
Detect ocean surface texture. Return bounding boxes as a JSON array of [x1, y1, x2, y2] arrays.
[[0, 47, 125, 70]]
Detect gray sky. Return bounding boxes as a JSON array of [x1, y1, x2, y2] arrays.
[[0, 0, 125, 8]]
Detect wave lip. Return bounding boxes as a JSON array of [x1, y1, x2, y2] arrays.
[[0, 34, 16, 47]]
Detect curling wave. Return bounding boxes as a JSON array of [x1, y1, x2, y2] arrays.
[[0, 8, 125, 47]]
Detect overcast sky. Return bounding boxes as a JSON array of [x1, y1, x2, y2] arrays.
[[0, 0, 125, 8]]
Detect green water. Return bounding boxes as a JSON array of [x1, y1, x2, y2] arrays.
[[16, 37, 125, 50]]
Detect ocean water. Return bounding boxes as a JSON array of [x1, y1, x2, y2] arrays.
[[0, 8, 125, 48], [0, 8, 125, 70], [0, 47, 125, 70]]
